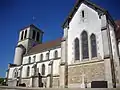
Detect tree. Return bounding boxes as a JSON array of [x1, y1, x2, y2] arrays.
[[0, 78, 4, 85]]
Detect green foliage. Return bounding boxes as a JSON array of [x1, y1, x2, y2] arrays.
[[0, 78, 4, 85]]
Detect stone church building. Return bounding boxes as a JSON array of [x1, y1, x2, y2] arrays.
[[5, 0, 120, 88]]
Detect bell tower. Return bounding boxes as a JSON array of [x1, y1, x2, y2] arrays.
[[14, 24, 44, 65]]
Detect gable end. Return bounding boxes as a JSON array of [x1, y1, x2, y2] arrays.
[[62, 0, 115, 29]]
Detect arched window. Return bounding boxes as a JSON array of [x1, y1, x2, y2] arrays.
[[90, 34, 97, 58], [24, 30, 27, 39], [81, 31, 89, 59], [28, 57, 31, 64], [32, 30, 36, 40], [33, 56, 36, 62], [46, 53, 49, 60], [27, 66, 30, 77], [21, 31, 24, 40], [36, 32, 40, 41], [40, 54, 43, 61], [54, 50, 58, 59], [13, 68, 18, 78], [34, 65, 37, 75], [74, 38, 80, 60], [42, 64, 45, 75]]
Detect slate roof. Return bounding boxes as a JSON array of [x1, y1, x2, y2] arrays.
[[26, 38, 61, 55]]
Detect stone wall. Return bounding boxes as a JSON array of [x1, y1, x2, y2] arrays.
[[8, 79, 17, 86], [68, 60, 105, 86], [32, 77, 38, 87], [21, 79, 30, 87], [52, 77, 59, 88], [42, 77, 47, 88]]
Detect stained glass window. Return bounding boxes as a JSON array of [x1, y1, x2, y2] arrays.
[[90, 34, 97, 58], [81, 31, 89, 59], [74, 38, 80, 60]]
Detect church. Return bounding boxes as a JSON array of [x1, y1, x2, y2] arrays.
[[5, 0, 120, 88]]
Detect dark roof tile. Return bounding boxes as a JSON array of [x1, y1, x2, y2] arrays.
[[26, 38, 62, 55]]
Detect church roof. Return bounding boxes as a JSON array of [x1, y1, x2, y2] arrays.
[[62, 0, 116, 28], [26, 38, 61, 56]]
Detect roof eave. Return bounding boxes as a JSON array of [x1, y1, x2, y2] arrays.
[[106, 11, 117, 28], [62, 0, 84, 28]]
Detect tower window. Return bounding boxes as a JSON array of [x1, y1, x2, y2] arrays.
[[82, 10, 84, 18], [24, 30, 27, 39], [36, 32, 40, 41], [21, 31, 24, 40], [32, 30, 36, 40]]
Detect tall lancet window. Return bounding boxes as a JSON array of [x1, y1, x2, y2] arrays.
[[24, 30, 27, 39], [21, 31, 24, 40], [74, 38, 80, 60], [36, 32, 40, 41], [81, 31, 89, 59], [90, 34, 97, 58], [42, 64, 45, 75], [27, 66, 30, 77], [32, 30, 36, 40]]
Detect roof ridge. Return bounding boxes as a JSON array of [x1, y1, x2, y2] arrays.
[[26, 37, 62, 56]]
